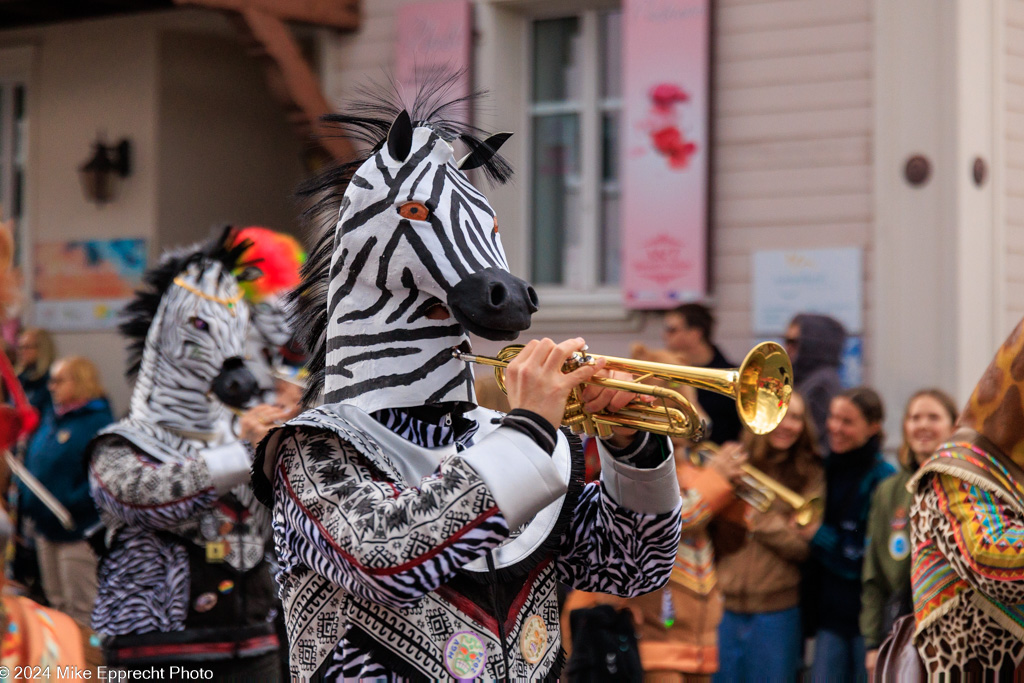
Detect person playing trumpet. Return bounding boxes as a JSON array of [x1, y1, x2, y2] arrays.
[[711, 390, 824, 682]]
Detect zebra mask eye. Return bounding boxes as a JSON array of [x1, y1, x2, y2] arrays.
[[398, 202, 430, 221], [191, 317, 210, 333]]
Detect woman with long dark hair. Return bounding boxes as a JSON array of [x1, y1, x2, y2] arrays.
[[713, 391, 823, 682]]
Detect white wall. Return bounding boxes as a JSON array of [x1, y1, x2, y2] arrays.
[[0, 9, 310, 415], [1, 14, 164, 416], [1005, 0, 1024, 328], [156, 31, 307, 250], [712, 0, 874, 367]]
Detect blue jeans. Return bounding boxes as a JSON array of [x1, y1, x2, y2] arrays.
[[810, 629, 866, 683], [714, 607, 801, 683]]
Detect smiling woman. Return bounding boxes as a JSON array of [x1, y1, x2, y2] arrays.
[[805, 387, 896, 682], [860, 389, 956, 677]]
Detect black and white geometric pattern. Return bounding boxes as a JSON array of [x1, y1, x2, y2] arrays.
[[267, 406, 682, 680]]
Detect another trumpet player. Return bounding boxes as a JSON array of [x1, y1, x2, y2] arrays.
[[562, 344, 751, 682], [712, 390, 824, 682]]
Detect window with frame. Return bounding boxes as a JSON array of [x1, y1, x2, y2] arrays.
[[0, 72, 27, 268], [528, 9, 621, 303]]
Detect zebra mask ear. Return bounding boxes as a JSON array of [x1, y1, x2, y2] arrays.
[[387, 110, 414, 162], [457, 132, 513, 171]]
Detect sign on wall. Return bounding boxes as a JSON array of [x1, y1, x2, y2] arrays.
[[621, 0, 711, 309], [395, 0, 473, 119], [751, 247, 864, 334], [33, 238, 147, 331]]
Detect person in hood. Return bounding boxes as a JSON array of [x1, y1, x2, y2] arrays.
[[785, 314, 847, 450], [860, 388, 956, 679], [21, 355, 113, 627]]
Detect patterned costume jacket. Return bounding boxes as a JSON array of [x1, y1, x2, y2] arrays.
[[88, 418, 278, 662], [909, 429, 1024, 678], [255, 404, 683, 681]]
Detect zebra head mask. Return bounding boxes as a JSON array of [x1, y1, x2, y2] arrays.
[[122, 228, 261, 436], [294, 90, 536, 412]]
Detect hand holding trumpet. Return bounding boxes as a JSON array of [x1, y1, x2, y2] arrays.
[[706, 441, 749, 486], [503, 337, 642, 447], [238, 403, 296, 443]]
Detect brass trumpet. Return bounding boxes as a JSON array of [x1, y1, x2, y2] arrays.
[[452, 341, 793, 441], [689, 444, 823, 527]]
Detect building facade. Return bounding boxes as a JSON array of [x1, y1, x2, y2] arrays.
[[0, 0, 1021, 444]]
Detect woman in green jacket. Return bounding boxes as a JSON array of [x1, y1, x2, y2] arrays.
[[860, 388, 956, 678]]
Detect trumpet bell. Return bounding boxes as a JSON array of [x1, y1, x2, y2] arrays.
[[736, 342, 794, 435]]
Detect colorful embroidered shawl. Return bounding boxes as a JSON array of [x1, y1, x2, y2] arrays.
[[910, 435, 1024, 637]]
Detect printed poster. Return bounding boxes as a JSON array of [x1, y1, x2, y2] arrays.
[[621, 0, 711, 308], [33, 238, 147, 331], [396, 0, 473, 122]]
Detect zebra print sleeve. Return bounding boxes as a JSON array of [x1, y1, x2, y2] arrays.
[[276, 429, 510, 609], [89, 438, 219, 530], [554, 480, 682, 597]]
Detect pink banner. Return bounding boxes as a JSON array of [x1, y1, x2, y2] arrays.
[[621, 0, 710, 308], [395, 0, 473, 121]]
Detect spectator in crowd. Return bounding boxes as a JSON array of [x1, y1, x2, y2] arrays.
[[663, 303, 742, 444], [21, 356, 113, 627], [562, 344, 743, 682], [562, 444, 746, 682], [860, 388, 956, 678], [8, 327, 56, 603], [712, 390, 824, 682], [785, 314, 846, 450], [14, 327, 55, 426], [806, 387, 894, 682]]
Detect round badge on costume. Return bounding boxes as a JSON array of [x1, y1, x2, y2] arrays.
[[56, 430, 70, 444], [193, 592, 218, 613], [519, 615, 547, 664], [888, 530, 910, 561], [443, 631, 487, 680]]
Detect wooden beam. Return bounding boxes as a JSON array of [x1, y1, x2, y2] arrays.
[[174, 0, 359, 31], [234, 7, 355, 162]]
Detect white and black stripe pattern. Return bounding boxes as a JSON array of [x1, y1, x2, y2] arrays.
[[247, 294, 293, 395], [554, 482, 682, 596], [371, 407, 478, 449], [129, 259, 250, 435], [319, 126, 509, 414], [319, 647, 391, 681], [92, 528, 190, 635]]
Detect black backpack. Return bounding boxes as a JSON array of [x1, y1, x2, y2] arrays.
[[566, 604, 643, 682]]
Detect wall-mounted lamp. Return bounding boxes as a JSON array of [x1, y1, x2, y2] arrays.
[[78, 138, 131, 205]]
